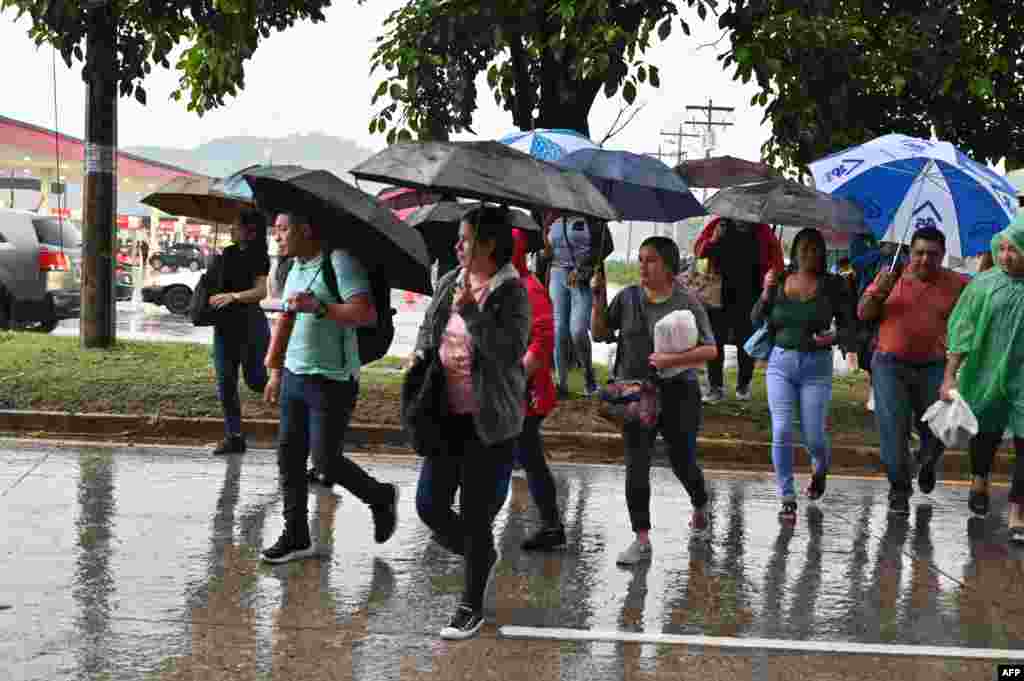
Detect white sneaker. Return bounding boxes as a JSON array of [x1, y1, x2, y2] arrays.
[[703, 387, 724, 404], [615, 539, 652, 565], [866, 393, 875, 412]]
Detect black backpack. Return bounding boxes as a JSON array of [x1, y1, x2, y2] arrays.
[[321, 250, 396, 366]]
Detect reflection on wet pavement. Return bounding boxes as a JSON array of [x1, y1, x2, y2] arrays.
[[2, 443, 1024, 680]]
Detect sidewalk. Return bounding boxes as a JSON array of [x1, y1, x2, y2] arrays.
[[0, 409, 1012, 478]]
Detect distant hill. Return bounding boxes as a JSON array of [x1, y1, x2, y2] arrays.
[[125, 131, 379, 181]]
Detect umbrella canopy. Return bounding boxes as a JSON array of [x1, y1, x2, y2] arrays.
[[241, 165, 432, 294], [141, 175, 254, 225], [555, 148, 705, 222], [704, 178, 869, 233], [809, 133, 1019, 257], [498, 128, 597, 161], [350, 141, 619, 222], [676, 155, 778, 188], [404, 201, 544, 255]]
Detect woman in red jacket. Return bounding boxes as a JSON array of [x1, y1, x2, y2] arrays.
[[494, 227, 567, 551]]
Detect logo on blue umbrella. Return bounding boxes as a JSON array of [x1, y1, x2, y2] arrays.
[[902, 140, 934, 153], [912, 201, 943, 230], [826, 159, 864, 183]]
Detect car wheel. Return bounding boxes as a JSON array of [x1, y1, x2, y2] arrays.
[[26, 318, 59, 333], [188, 260, 201, 272], [163, 285, 193, 316]]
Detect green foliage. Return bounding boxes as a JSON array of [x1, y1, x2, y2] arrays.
[[1, 0, 331, 115], [367, 0, 716, 142], [718, 1, 1024, 173]]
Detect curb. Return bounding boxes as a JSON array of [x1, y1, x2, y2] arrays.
[[0, 409, 1010, 478]]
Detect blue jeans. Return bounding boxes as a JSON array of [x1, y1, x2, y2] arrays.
[[765, 348, 833, 501], [213, 307, 270, 436], [494, 415, 561, 527], [415, 414, 515, 612], [871, 353, 946, 495], [549, 266, 595, 390]]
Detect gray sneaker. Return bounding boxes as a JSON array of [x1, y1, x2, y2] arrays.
[[735, 385, 752, 401], [703, 387, 724, 404], [615, 539, 652, 565]]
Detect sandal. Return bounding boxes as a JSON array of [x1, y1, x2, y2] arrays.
[[968, 489, 990, 517], [805, 470, 827, 501]]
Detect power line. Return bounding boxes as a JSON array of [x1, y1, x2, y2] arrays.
[[684, 97, 735, 160]]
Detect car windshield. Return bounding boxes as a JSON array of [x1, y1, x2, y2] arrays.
[[33, 218, 82, 248]]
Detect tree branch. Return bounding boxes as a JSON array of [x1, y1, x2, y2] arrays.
[[598, 101, 648, 146], [696, 29, 729, 50]]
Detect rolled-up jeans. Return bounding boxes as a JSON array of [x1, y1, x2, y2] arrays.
[[548, 265, 595, 390], [765, 347, 833, 501], [870, 352, 945, 496]]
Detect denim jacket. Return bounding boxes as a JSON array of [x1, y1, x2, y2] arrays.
[[415, 264, 530, 445]]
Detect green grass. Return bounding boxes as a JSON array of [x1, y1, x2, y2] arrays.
[[603, 260, 640, 286]]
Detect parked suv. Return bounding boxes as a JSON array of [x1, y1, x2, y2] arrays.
[[0, 209, 82, 332], [149, 243, 205, 272]]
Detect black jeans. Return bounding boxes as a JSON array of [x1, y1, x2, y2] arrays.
[[707, 303, 756, 390], [277, 370, 392, 543], [415, 414, 515, 612], [622, 378, 708, 531], [970, 433, 1024, 504]]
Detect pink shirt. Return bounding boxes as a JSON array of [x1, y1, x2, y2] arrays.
[[440, 286, 490, 414]]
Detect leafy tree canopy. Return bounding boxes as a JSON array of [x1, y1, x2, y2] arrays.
[[1, 0, 330, 114], [366, 0, 716, 143], [718, 1, 1024, 173]]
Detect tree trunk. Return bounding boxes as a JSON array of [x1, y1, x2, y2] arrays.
[[81, 2, 118, 348]]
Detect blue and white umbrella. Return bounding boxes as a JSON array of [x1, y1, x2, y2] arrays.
[[498, 128, 597, 162], [809, 133, 1018, 258]]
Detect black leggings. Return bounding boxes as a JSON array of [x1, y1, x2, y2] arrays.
[[970, 433, 1024, 503]]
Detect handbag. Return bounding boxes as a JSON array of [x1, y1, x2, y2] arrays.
[[743, 323, 774, 361], [597, 380, 660, 428], [679, 258, 723, 309], [563, 219, 594, 288], [189, 254, 226, 327], [400, 349, 449, 455]]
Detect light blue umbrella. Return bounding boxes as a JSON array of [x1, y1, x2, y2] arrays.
[[809, 133, 1018, 258], [555, 148, 706, 222], [498, 128, 596, 162]]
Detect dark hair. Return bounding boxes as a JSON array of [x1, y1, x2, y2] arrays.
[[238, 209, 268, 254], [910, 226, 946, 251], [278, 211, 321, 240], [639, 236, 681, 274], [463, 206, 514, 268], [789, 228, 828, 274]]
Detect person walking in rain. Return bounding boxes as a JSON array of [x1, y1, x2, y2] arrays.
[[545, 213, 613, 398], [410, 206, 530, 639], [752, 228, 857, 521], [858, 227, 966, 515], [260, 212, 399, 564], [942, 216, 1024, 542], [207, 209, 271, 455], [591, 236, 717, 565], [693, 217, 784, 402]]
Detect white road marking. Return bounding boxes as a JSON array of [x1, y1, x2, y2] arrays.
[[498, 626, 1024, 660]]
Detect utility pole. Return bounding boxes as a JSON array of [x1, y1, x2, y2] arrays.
[[686, 98, 735, 204], [81, 0, 118, 348], [659, 125, 700, 168]]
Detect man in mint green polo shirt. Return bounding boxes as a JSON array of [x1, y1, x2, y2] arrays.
[[260, 211, 399, 564]]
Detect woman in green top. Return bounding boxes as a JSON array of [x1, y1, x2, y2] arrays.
[[752, 228, 857, 521], [942, 216, 1024, 541]]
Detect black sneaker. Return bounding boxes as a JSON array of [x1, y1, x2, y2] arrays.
[[968, 489, 990, 517], [371, 484, 400, 544], [917, 457, 938, 495], [261, 534, 316, 564], [306, 468, 325, 486], [212, 435, 246, 455], [521, 525, 567, 552], [778, 501, 797, 522], [439, 604, 484, 640], [805, 470, 827, 501], [888, 493, 910, 516]]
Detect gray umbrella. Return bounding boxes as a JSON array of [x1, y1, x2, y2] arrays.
[[404, 201, 544, 255], [705, 178, 869, 233], [241, 165, 432, 294], [350, 141, 619, 222]]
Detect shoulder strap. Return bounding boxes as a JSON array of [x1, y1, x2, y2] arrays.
[[321, 248, 341, 302]]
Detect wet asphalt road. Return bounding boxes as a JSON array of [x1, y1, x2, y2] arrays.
[[2, 440, 1022, 680]]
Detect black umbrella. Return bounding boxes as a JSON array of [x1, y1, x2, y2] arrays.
[[705, 178, 870, 233], [241, 166, 432, 294], [403, 201, 545, 255], [350, 141, 619, 222]]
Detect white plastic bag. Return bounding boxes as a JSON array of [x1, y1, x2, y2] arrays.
[[654, 310, 698, 379], [922, 390, 979, 449], [833, 348, 851, 377]]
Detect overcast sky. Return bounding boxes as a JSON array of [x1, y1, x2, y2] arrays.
[[1, 2, 771, 162]]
